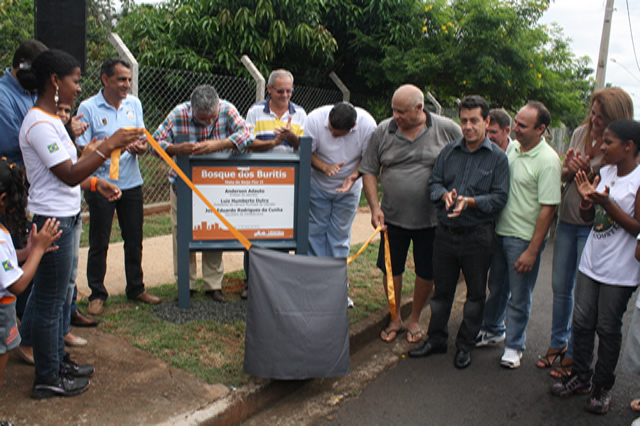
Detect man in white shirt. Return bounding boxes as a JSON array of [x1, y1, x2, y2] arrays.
[[304, 102, 376, 258]]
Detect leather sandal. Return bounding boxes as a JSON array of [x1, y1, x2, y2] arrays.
[[550, 356, 573, 379], [536, 346, 567, 368]]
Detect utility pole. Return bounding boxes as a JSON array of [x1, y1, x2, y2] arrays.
[[595, 0, 615, 89]]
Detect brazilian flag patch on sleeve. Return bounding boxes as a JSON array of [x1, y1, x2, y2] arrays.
[[2, 259, 14, 271], [47, 143, 60, 153]]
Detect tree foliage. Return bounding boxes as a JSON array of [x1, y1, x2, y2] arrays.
[[0, 0, 594, 127], [115, 0, 338, 76], [0, 0, 128, 62], [383, 0, 593, 126], [114, 0, 592, 126]]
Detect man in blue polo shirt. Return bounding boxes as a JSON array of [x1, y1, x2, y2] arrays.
[[77, 58, 160, 316]]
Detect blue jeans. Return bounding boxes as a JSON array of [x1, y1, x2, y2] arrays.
[[20, 216, 81, 345], [550, 221, 590, 357], [481, 235, 545, 351], [63, 217, 82, 335], [572, 272, 636, 389], [308, 184, 360, 258], [20, 214, 79, 382]]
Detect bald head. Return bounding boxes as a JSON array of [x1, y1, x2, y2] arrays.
[[393, 84, 424, 109], [391, 84, 426, 132]]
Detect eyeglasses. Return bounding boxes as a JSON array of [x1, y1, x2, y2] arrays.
[[275, 88, 294, 94]]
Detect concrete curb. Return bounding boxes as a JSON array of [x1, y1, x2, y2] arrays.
[[169, 298, 415, 425]]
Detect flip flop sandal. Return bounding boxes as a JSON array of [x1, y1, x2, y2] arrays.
[[536, 346, 567, 368], [380, 326, 405, 343], [631, 399, 640, 412], [407, 329, 424, 343]]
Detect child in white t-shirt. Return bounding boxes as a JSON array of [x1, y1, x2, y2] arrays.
[[0, 158, 60, 395]]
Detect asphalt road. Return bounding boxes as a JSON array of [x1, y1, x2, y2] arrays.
[[324, 242, 639, 425]]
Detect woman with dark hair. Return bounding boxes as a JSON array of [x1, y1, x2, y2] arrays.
[[551, 119, 640, 415], [17, 49, 142, 399], [538, 88, 634, 379]]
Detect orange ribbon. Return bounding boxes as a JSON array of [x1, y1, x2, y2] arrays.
[[109, 149, 121, 180], [347, 226, 396, 321], [143, 129, 252, 251]]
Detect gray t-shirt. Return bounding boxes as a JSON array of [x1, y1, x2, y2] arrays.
[[359, 111, 462, 229]]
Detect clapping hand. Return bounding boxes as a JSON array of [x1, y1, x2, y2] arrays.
[[575, 169, 610, 205]]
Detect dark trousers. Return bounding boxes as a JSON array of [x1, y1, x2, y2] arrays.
[[427, 223, 495, 352], [85, 185, 145, 301], [572, 271, 636, 389]]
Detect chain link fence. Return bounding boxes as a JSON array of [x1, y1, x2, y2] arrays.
[[75, 64, 387, 211], [0, 49, 471, 213]]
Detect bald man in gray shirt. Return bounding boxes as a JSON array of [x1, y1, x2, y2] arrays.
[[359, 84, 462, 344]]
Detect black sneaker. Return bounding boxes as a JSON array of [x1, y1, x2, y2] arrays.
[[31, 375, 90, 399], [585, 385, 611, 414], [60, 354, 95, 378], [550, 374, 592, 397]]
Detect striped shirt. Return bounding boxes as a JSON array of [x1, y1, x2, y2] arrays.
[[153, 100, 253, 183], [429, 136, 510, 228], [245, 98, 306, 153]]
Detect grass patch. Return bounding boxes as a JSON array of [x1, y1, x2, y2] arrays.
[[358, 182, 382, 207], [80, 214, 172, 248], [84, 241, 415, 387]]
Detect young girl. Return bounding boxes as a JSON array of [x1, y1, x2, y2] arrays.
[[551, 119, 640, 415], [17, 49, 141, 399], [0, 158, 61, 394]]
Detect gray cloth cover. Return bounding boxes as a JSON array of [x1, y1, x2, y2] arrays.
[[244, 246, 350, 379]]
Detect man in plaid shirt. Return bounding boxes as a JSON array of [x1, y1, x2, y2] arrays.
[[153, 84, 253, 302]]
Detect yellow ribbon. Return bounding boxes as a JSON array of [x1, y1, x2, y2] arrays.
[[346, 226, 396, 321], [109, 149, 121, 180], [143, 129, 252, 251]]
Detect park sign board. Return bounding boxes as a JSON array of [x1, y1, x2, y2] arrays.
[[191, 165, 295, 240], [174, 138, 311, 309]]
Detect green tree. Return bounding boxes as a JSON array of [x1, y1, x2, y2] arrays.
[[115, 0, 338, 76], [0, 0, 34, 57], [0, 0, 127, 64], [384, 0, 593, 126]]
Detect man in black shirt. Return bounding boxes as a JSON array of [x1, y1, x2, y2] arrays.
[[409, 95, 509, 369]]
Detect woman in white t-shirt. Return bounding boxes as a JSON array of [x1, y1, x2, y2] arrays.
[[550, 119, 640, 415], [17, 49, 143, 399]]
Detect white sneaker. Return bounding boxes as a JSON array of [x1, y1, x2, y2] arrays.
[[500, 348, 523, 369], [475, 330, 506, 347], [347, 296, 354, 309]]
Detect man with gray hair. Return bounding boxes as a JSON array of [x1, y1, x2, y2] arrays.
[[245, 69, 307, 152], [153, 84, 253, 302], [487, 108, 512, 152]]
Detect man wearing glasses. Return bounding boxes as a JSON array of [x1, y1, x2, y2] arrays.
[[153, 84, 253, 302], [241, 69, 307, 298], [245, 69, 307, 153]]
